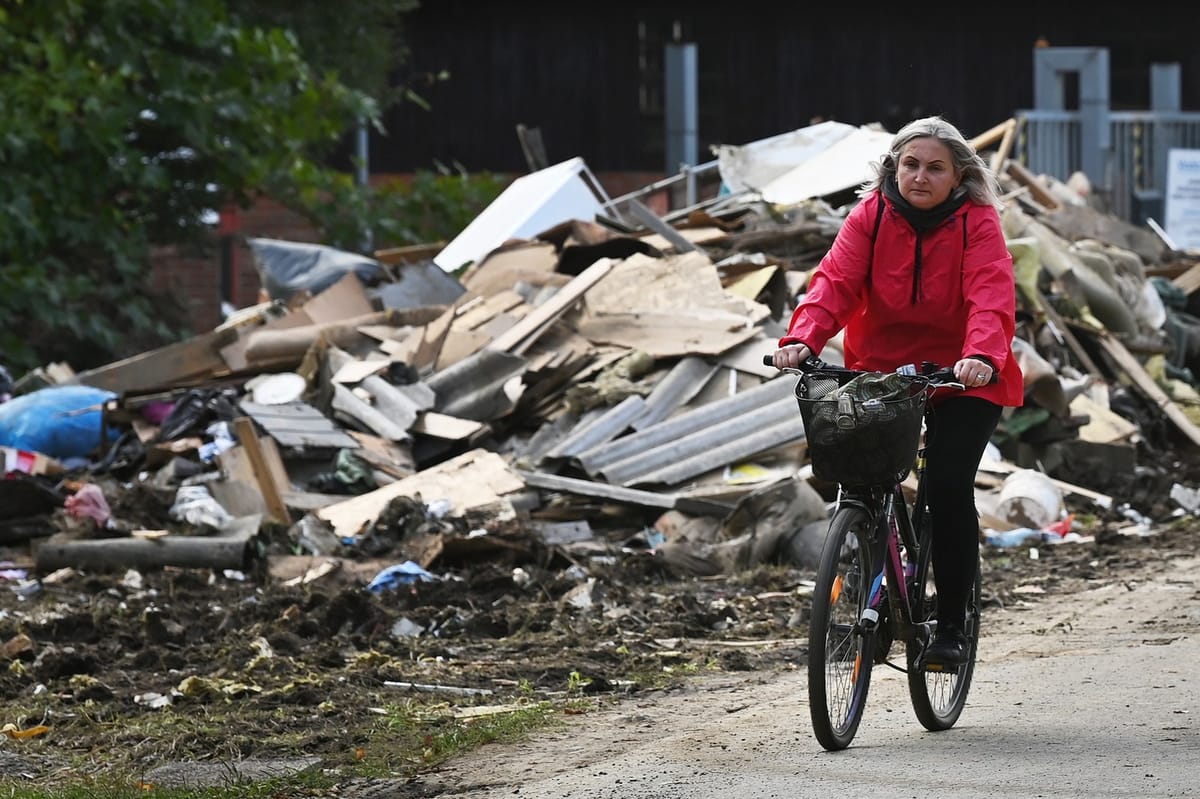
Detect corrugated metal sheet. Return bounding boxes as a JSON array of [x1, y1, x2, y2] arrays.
[[600, 395, 800, 486], [426, 348, 527, 421], [630, 355, 718, 430], [623, 413, 806, 487], [545, 395, 647, 459], [573, 374, 801, 484]]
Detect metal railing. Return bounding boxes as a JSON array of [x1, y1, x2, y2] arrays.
[[603, 160, 732, 225], [1014, 110, 1200, 223]]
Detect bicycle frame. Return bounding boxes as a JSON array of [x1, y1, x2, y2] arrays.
[[846, 443, 935, 660]]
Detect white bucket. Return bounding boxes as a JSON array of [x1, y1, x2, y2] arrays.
[[994, 469, 1063, 529]]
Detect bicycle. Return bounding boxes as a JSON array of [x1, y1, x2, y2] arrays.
[[763, 354, 981, 751]]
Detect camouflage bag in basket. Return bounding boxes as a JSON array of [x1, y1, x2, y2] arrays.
[[795, 371, 927, 487]]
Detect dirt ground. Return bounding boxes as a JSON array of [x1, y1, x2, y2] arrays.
[[0, 479, 1197, 793]]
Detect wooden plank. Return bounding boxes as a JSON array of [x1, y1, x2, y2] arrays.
[[451, 290, 525, 331], [989, 119, 1017, 174], [233, 417, 292, 524], [977, 459, 1113, 507], [374, 241, 445, 265], [1171, 261, 1200, 296], [1034, 289, 1105, 378], [488, 257, 616, 355], [411, 304, 457, 372], [1004, 160, 1061, 211], [1097, 334, 1200, 447], [75, 327, 238, 393], [970, 118, 1016, 152], [413, 411, 488, 441], [316, 449, 524, 538]]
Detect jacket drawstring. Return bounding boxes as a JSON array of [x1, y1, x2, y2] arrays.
[[911, 211, 969, 305], [910, 231, 923, 304]]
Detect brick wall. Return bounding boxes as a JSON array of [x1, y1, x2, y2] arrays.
[[148, 170, 670, 336]]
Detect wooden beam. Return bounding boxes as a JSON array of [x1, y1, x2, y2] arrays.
[[1034, 289, 1105, 378], [232, 417, 292, 524], [970, 119, 1016, 152], [1005, 161, 1061, 211], [1096, 334, 1200, 447], [990, 119, 1018, 174], [488, 257, 616, 355], [1172, 261, 1200, 296]]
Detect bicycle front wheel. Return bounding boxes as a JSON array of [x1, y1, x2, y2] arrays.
[[807, 506, 878, 751], [907, 555, 981, 730]]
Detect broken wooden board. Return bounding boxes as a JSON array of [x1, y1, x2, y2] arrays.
[[1171, 261, 1200, 296], [488, 257, 616, 355], [374, 241, 445, 266], [238, 400, 359, 450], [412, 412, 487, 441], [75, 327, 239, 394], [1004, 160, 1061, 211], [232, 417, 292, 524], [1097, 334, 1200, 447], [316, 449, 525, 539], [970, 118, 1017, 152], [638, 225, 730, 252], [976, 459, 1113, 508]]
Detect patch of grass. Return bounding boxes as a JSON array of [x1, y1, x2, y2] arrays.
[[0, 698, 566, 798], [365, 699, 560, 774]]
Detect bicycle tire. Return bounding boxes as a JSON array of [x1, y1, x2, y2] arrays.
[[808, 506, 878, 751], [906, 553, 981, 731]]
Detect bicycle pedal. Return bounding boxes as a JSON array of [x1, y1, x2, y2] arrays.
[[919, 658, 962, 674]]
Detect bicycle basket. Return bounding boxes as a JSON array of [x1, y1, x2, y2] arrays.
[[796, 371, 927, 486]]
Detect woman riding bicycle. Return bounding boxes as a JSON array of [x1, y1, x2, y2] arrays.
[[771, 115, 1024, 667]]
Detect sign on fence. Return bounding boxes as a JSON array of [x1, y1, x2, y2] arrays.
[[1165, 148, 1200, 250]]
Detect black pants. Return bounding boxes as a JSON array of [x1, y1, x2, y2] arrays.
[[922, 396, 1003, 630]]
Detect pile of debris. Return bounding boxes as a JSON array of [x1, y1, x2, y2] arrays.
[[3, 116, 1200, 594]]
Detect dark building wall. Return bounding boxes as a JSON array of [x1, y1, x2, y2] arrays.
[[367, 1, 1200, 175]]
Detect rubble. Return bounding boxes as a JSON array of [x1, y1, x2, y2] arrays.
[[2, 116, 1200, 787], [3, 117, 1200, 574]]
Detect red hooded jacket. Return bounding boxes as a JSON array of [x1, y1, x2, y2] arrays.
[[780, 190, 1023, 407]]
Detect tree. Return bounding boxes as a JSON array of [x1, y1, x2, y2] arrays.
[[226, 0, 418, 106], [0, 0, 385, 372]]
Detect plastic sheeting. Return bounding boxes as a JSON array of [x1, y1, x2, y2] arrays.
[[249, 238, 383, 301], [0, 385, 119, 460]]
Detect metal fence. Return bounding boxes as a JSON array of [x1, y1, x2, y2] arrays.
[[1014, 110, 1200, 223]]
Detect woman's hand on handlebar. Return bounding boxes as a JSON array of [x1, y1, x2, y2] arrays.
[[771, 343, 812, 369], [953, 356, 995, 388]]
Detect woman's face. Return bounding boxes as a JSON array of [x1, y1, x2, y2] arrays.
[[896, 137, 961, 209]]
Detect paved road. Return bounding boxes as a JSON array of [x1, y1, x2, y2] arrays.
[[436, 555, 1200, 799]]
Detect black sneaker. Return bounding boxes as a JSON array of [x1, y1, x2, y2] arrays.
[[923, 626, 968, 668]]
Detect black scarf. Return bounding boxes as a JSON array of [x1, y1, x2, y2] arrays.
[[881, 176, 969, 303]]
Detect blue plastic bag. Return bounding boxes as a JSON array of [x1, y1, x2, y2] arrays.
[[0, 385, 120, 459]]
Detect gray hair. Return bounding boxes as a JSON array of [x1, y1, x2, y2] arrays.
[[859, 115, 1004, 211]]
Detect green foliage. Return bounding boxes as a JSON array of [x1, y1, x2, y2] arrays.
[[0, 0, 412, 373], [282, 164, 506, 254], [226, 0, 420, 106]]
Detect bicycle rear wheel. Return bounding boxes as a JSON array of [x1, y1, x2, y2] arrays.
[[907, 554, 981, 730], [807, 506, 878, 751]]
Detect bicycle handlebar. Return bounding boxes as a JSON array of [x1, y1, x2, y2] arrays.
[[761, 354, 968, 390]]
